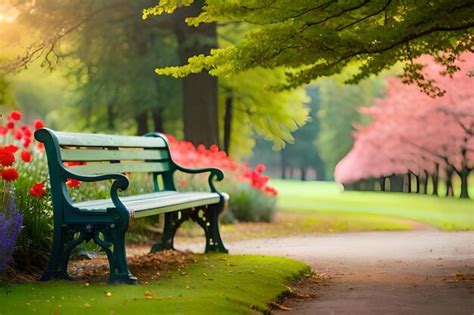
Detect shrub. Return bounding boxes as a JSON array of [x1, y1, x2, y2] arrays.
[[225, 183, 277, 223]]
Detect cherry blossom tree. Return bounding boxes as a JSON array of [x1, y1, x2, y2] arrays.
[[335, 53, 474, 198]]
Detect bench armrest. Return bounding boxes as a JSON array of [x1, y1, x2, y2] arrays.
[[63, 167, 130, 212], [174, 163, 224, 193]]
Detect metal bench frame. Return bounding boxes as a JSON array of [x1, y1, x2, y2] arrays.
[[35, 128, 228, 284]]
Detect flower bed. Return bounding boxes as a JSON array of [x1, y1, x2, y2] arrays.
[[0, 111, 50, 273]]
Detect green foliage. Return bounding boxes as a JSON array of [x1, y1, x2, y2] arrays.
[[10, 65, 74, 128], [0, 254, 309, 314], [0, 75, 15, 107], [69, 2, 182, 134], [145, 1, 474, 93], [281, 86, 325, 178], [317, 77, 385, 179], [220, 67, 310, 157]]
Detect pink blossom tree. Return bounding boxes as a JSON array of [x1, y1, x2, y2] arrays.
[[335, 53, 474, 198]]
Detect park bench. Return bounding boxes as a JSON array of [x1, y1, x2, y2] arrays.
[[35, 128, 228, 284]]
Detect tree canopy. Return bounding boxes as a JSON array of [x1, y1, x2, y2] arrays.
[[144, 0, 474, 95]]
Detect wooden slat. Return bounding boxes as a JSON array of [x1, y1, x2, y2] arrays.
[[55, 131, 167, 148], [74, 191, 178, 208], [73, 191, 221, 218], [69, 162, 170, 175], [61, 148, 169, 162]]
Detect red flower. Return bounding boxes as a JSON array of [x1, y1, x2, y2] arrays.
[[21, 150, 32, 163], [30, 183, 46, 196], [66, 178, 81, 188], [65, 161, 87, 167], [263, 186, 278, 196], [0, 147, 15, 166], [255, 164, 266, 173], [34, 119, 44, 130], [6, 121, 15, 129], [0, 127, 7, 135], [13, 129, 23, 140], [2, 168, 19, 181], [23, 138, 31, 148], [36, 142, 45, 151], [9, 111, 22, 121], [210, 144, 219, 153], [4, 145, 18, 153], [21, 126, 32, 138]]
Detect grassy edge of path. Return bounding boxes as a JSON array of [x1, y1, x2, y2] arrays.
[[0, 254, 310, 315], [271, 180, 474, 231]]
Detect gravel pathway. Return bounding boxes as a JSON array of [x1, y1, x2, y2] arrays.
[[191, 231, 474, 314]]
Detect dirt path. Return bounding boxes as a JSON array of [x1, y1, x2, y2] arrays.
[[177, 231, 474, 314]]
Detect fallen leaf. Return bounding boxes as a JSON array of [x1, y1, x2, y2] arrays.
[[270, 302, 292, 311]]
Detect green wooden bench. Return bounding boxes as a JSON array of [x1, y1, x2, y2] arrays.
[[35, 128, 228, 284]]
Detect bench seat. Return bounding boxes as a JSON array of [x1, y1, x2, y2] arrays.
[[74, 191, 228, 218]]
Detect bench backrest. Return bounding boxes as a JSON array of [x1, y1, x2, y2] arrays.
[[56, 132, 170, 175], [35, 128, 176, 197]]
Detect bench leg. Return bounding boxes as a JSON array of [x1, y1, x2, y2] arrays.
[[150, 212, 186, 253], [94, 228, 138, 285], [41, 226, 77, 281], [204, 203, 228, 253]]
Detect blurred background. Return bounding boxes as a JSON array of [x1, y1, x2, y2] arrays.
[[0, 0, 474, 197]]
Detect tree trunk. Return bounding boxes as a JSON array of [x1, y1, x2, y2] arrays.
[[407, 173, 412, 193], [459, 167, 470, 199], [107, 102, 115, 130], [289, 167, 294, 179], [415, 174, 420, 193], [432, 164, 439, 196], [223, 92, 233, 154], [174, 0, 219, 147], [445, 167, 454, 197], [281, 150, 287, 179], [380, 176, 386, 191], [152, 107, 164, 133], [300, 168, 307, 181], [135, 111, 149, 136], [390, 174, 404, 192]]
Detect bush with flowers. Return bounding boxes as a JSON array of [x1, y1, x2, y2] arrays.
[[0, 111, 52, 273], [166, 135, 278, 223]]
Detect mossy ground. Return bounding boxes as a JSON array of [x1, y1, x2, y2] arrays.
[[0, 254, 310, 314]]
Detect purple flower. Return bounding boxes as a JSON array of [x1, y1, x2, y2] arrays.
[[0, 196, 23, 273]]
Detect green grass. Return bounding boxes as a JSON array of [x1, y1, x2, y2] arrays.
[[271, 180, 474, 231], [0, 254, 309, 314]]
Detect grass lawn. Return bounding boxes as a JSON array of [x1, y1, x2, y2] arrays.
[[0, 254, 309, 315], [271, 180, 474, 231]]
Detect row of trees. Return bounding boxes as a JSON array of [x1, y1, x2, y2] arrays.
[[335, 54, 473, 198]]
